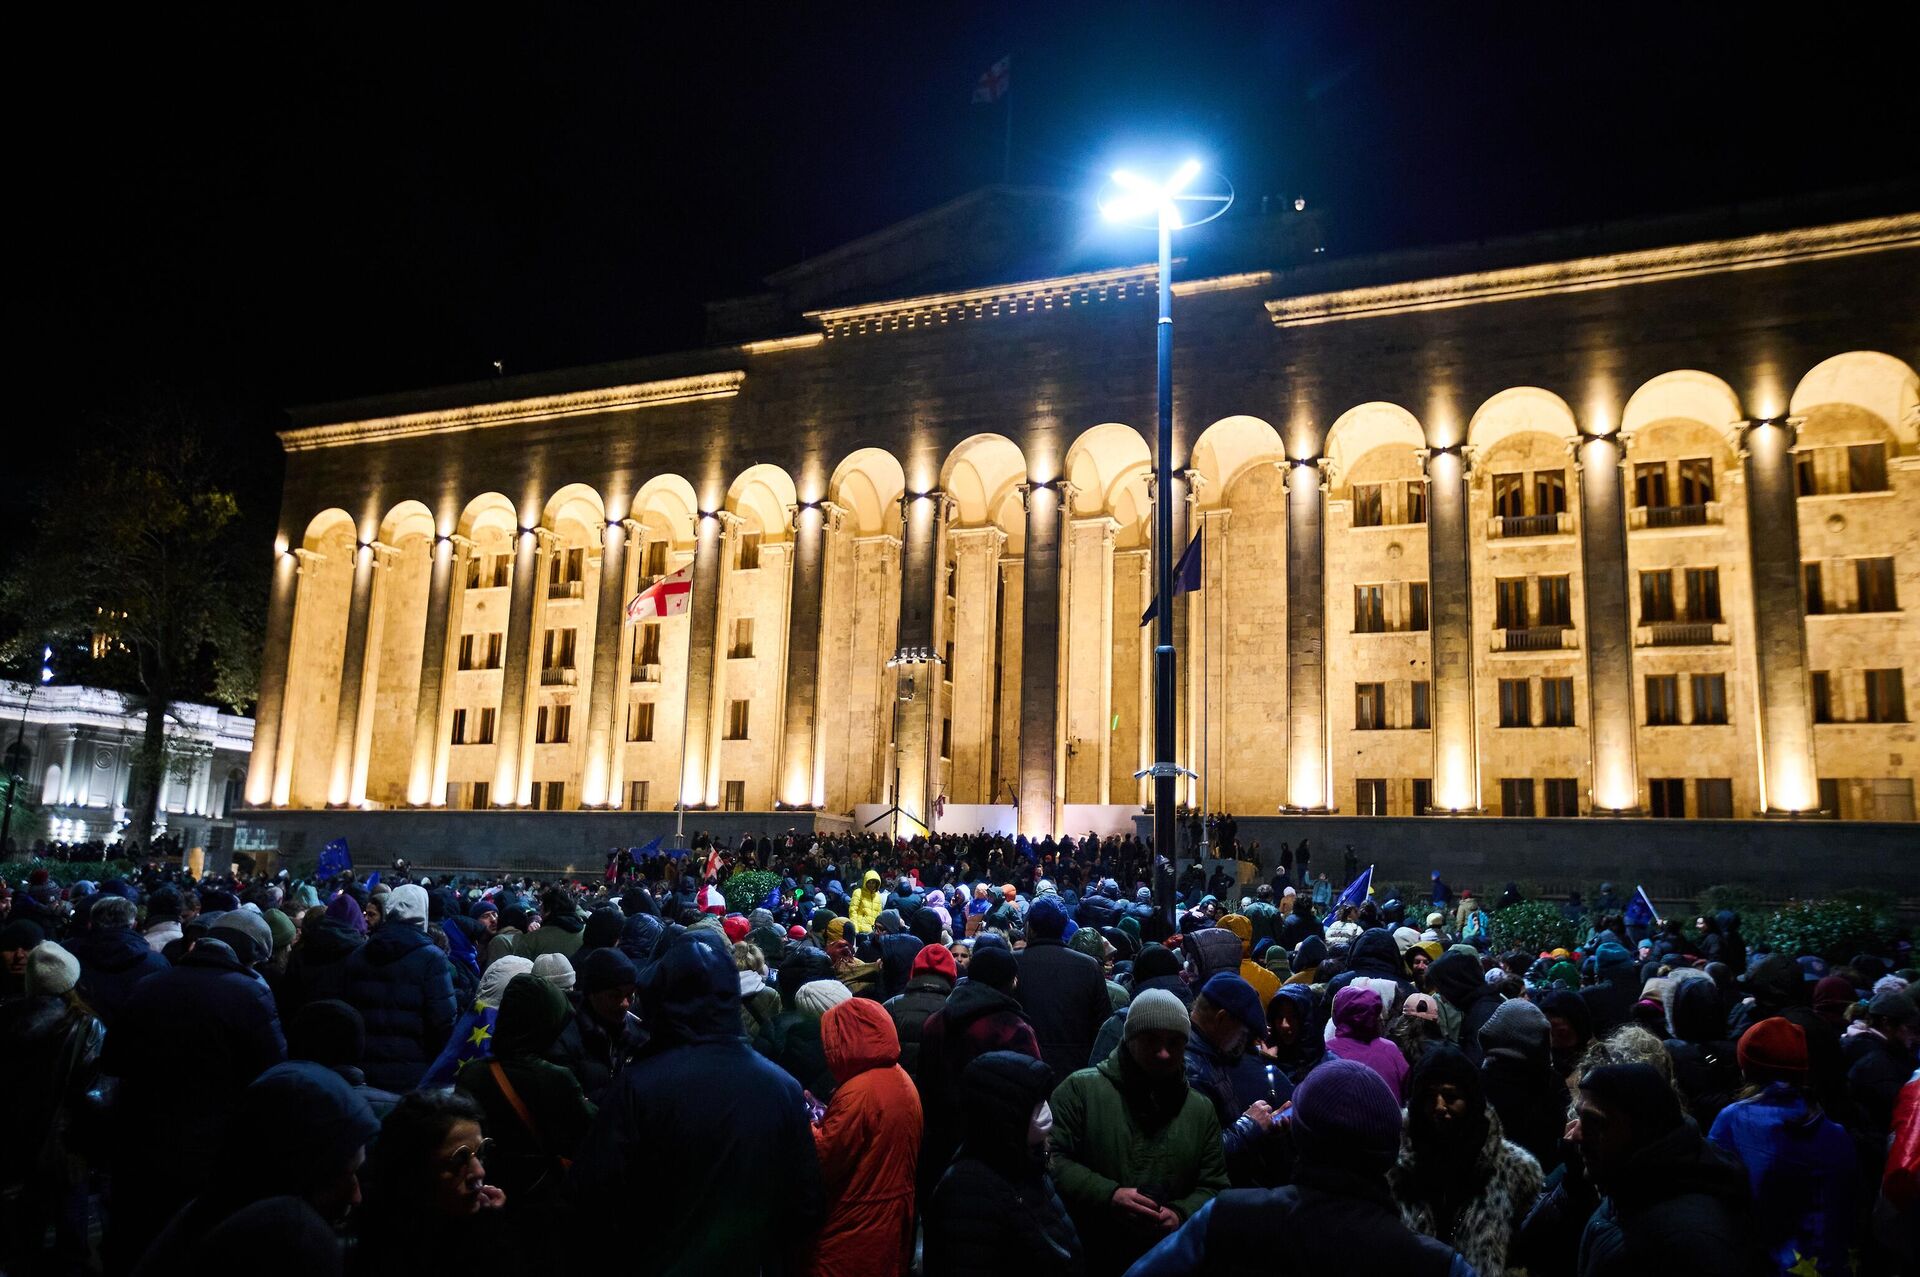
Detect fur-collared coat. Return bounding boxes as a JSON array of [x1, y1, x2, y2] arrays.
[[1388, 1107, 1543, 1277]]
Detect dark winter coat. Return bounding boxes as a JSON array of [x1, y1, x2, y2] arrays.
[[1390, 1107, 1542, 1277], [1661, 978, 1740, 1131], [460, 975, 597, 1206], [0, 994, 104, 1189], [916, 979, 1042, 1207], [1428, 951, 1501, 1062], [883, 972, 953, 1076], [69, 926, 168, 1027], [1183, 927, 1245, 985], [1580, 945, 1642, 1036], [1844, 1028, 1915, 1136], [277, 918, 364, 1018], [1481, 1051, 1569, 1174], [924, 1051, 1083, 1277], [1327, 928, 1415, 1007], [569, 934, 823, 1275], [1185, 1029, 1294, 1187], [340, 921, 456, 1091], [1576, 1123, 1756, 1276], [543, 989, 646, 1104], [1016, 938, 1113, 1086]]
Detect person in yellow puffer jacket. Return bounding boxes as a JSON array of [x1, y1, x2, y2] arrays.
[[849, 869, 887, 934], [1218, 913, 1281, 1006]]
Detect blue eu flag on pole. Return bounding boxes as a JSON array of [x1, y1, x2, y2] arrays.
[[631, 836, 663, 860], [422, 1004, 499, 1088], [316, 838, 352, 880], [1140, 533, 1203, 627], [1336, 865, 1374, 909]]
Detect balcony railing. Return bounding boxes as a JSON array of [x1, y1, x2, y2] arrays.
[[540, 666, 578, 686], [630, 662, 662, 684], [1490, 512, 1571, 539], [1630, 502, 1721, 530], [547, 579, 584, 600], [1636, 621, 1728, 647], [1493, 626, 1576, 652]]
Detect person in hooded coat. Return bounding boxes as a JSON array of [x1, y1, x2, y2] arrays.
[[1661, 977, 1740, 1130], [460, 973, 596, 1222], [1580, 941, 1641, 1036], [884, 944, 956, 1075], [513, 888, 587, 964], [1287, 933, 1328, 986], [289, 999, 404, 1121], [809, 998, 923, 1277], [1327, 985, 1408, 1101], [570, 932, 823, 1274], [279, 893, 367, 1018], [1541, 988, 1594, 1084], [1390, 1044, 1542, 1277], [925, 1051, 1084, 1277], [1017, 897, 1114, 1086], [1477, 997, 1569, 1174], [67, 896, 168, 1027], [340, 884, 456, 1091], [1263, 983, 1325, 1085], [1729, 953, 1849, 1116], [616, 911, 664, 973], [850, 870, 887, 934], [544, 948, 645, 1103], [1428, 949, 1502, 1063], [915, 946, 1042, 1208], [1215, 914, 1281, 1007]]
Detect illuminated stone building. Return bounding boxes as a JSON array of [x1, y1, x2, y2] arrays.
[[243, 190, 1920, 857]]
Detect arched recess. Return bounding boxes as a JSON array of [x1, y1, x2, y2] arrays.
[[520, 484, 607, 808], [1190, 415, 1286, 509], [281, 508, 356, 806], [940, 434, 1028, 543], [713, 464, 798, 811], [435, 493, 520, 808], [1325, 402, 1427, 492], [363, 500, 435, 805], [1619, 370, 1745, 519], [812, 449, 909, 812], [1791, 351, 1920, 455], [612, 474, 700, 813], [1466, 386, 1580, 454], [1622, 370, 1746, 439]]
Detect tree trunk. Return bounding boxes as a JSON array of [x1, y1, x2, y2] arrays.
[[128, 648, 171, 851]]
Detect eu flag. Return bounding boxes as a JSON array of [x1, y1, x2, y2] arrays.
[[316, 838, 352, 880], [1139, 533, 1203, 626], [1336, 865, 1374, 909], [444, 915, 481, 978], [422, 1004, 499, 1088]]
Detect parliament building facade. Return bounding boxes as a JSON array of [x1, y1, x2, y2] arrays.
[[244, 189, 1920, 847]]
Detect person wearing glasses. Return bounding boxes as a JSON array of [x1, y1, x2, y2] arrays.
[[352, 1091, 509, 1273]]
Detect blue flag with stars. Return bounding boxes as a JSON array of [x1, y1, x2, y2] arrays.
[[316, 838, 352, 880], [422, 1003, 499, 1088]]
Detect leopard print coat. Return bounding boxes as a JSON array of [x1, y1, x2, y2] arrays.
[[1389, 1107, 1544, 1277]]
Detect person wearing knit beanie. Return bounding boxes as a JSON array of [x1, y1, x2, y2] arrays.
[[533, 951, 577, 991], [910, 944, 957, 982], [1124, 987, 1190, 1040], [581, 947, 639, 996], [797, 978, 853, 1019], [1735, 1016, 1808, 1083], [210, 909, 275, 967], [1292, 1056, 1405, 1172], [967, 945, 1019, 994], [1025, 895, 1070, 941], [1478, 997, 1551, 1065], [26, 940, 82, 997]]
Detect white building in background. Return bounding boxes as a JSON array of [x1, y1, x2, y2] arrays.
[[0, 680, 254, 854]]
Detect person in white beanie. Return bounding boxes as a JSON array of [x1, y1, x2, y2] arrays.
[[341, 881, 456, 1092], [532, 951, 577, 992], [4, 942, 105, 1269], [383, 884, 430, 930], [796, 976, 853, 1019]]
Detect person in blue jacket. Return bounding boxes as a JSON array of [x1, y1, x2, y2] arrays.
[[340, 883, 456, 1091]]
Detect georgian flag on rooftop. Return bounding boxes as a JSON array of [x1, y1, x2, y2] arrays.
[[626, 564, 692, 621], [972, 55, 1009, 103]]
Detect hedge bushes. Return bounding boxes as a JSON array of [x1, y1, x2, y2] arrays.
[[2, 859, 138, 887], [1489, 900, 1584, 955], [722, 869, 780, 916], [1753, 899, 1897, 964]]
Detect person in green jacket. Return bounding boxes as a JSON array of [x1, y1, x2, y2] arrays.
[[1049, 986, 1228, 1275], [457, 973, 596, 1222]]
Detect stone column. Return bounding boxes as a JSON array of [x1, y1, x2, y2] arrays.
[[1196, 507, 1231, 814], [947, 525, 1006, 803], [580, 519, 634, 808], [271, 549, 325, 806], [1739, 417, 1819, 812], [327, 541, 388, 806], [1017, 483, 1068, 835], [1063, 516, 1117, 805], [778, 501, 832, 808], [407, 534, 466, 806], [1423, 445, 1480, 811], [1285, 456, 1331, 810], [1174, 471, 1198, 806], [55, 727, 79, 806], [492, 526, 546, 805], [892, 491, 948, 833], [245, 549, 301, 806], [678, 511, 728, 810], [1576, 430, 1641, 811]]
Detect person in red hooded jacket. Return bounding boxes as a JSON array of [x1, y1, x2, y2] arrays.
[[810, 996, 924, 1277]]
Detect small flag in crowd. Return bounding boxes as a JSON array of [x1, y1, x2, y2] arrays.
[[422, 1003, 498, 1088], [627, 564, 693, 621], [317, 838, 352, 880], [1140, 533, 1203, 626], [972, 55, 1010, 104], [1336, 865, 1375, 909], [363, 870, 381, 889], [443, 913, 480, 977]]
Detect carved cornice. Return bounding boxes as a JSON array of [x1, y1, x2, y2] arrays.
[[809, 264, 1159, 338], [1265, 215, 1920, 328], [279, 372, 747, 452]]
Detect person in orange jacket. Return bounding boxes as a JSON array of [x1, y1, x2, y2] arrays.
[[810, 996, 924, 1277]]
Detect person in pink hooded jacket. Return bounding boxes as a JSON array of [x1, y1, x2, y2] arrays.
[[1327, 984, 1408, 1102]]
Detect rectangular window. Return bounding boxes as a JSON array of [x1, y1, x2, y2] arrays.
[[450, 708, 468, 744], [1411, 778, 1432, 814], [1355, 779, 1387, 815], [1649, 778, 1686, 818], [1691, 674, 1728, 724], [466, 555, 482, 589], [1408, 582, 1430, 632], [941, 717, 952, 759], [1493, 473, 1526, 518], [471, 780, 490, 809], [458, 633, 476, 671], [1803, 562, 1825, 615], [1352, 484, 1384, 527], [638, 623, 661, 667], [643, 541, 669, 578], [1865, 669, 1908, 723], [1543, 778, 1579, 817], [1796, 452, 1817, 497], [1817, 777, 1841, 818], [1848, 442, 1889, 493], [535, 705, 549, 743], [1646, 674, 1680, 726], [725, 700, 750, 740], [628, 780, 650, 810], [1856, 558, 1898, 612], [1500, 778, 1536, 817], [737, 532, 762, 570], [1495, 578, 1528, 629], [1405, 482, 1427, 525], [1411, 680, 1431, 730], [550, 546, 584, 586], [1679, 457, 1715, 505], [1538, 576, 1572, 627], [1634, 462, 1669, 508], [552, 704, 571, 744], [1810, 671, 1834, 723], [1498, 678, 1531, 728], [729, 617, 755, 658], [476, 707, 495, 745], [1355, 683, 1386, 731], [627, 700, 656, 742], [492, 553, 513, 588], [1697, 778, 1734, 818], [1540, 677, 1576, 727], [1534, 469, 1568, 517], [544, 781, 565, 811], [1354, 585, 1386, 633], [543, 628, 576, 669], [484, 634, 503, 669], [946, 563, 956, 599], [723, 780, 746, 812], [1639, 570, 1675, 623], [1685, 568, 1723, 622]]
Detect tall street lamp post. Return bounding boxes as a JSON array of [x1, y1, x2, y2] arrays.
[[1101, 160, 1231, 927], [1, 646, 55, 854]]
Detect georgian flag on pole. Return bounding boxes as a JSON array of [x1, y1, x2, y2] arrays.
[[972, 55, 1010, 103], [626, 564, 692, 621]]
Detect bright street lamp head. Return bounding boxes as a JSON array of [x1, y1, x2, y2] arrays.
[[1097, 159, 1233, 231]]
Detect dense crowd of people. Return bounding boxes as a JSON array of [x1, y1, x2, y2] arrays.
[[0, 825, 1916, 1275]]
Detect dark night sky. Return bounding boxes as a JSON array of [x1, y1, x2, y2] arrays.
[[23, 1, 1920, 508]]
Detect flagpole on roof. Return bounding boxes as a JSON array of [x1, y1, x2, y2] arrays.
[[1002, 58, 1013, 183]]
